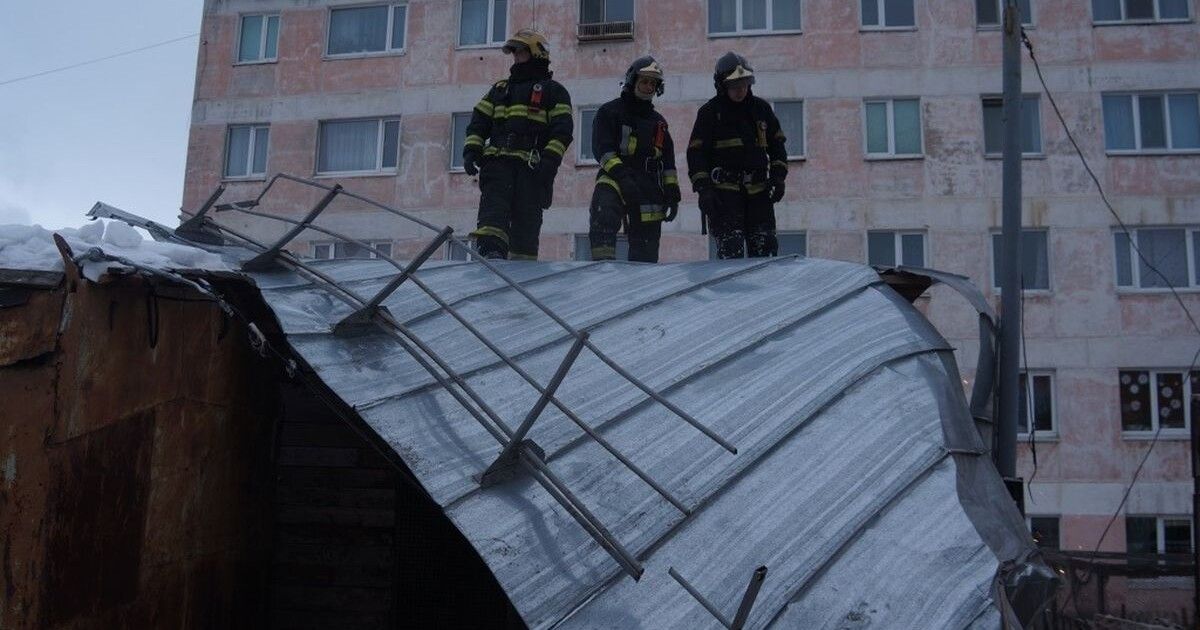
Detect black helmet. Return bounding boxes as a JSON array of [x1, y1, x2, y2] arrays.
[[622, 55, 665, 97], [713, 52, 755, 92]]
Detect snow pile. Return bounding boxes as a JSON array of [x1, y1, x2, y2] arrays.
[[0, 220, 229, 277]]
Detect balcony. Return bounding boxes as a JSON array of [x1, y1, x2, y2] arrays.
[[577, 21, 635, 42]]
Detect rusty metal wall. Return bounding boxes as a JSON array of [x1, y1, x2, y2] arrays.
[[0, 275, 278, 629]]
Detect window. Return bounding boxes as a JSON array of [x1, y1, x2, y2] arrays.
[[224, 125, 270, 179], [1093, 0, 1190, 23], [1103, 92, 1200, 153], [708, 231, 806, 259], [317, 118, 401, 174], [1019, 371, 1056, 435], [575, 234, 629, 260], [238, 14, 280, 63], [867, 231, 925, 267], [864, 98, 922, 157], [327, 4, 407, 56], [982, 95, 1043, 156], [311, 240, 394, 260], [977, 0, 1033, 26], [581, 0, 634, 23], [773, 101, 805, 158], [1126, 516, 1193, 554], [460, 0, 508, 47], [861, 0, 915, 28], [1028, 516, 1061, 550], [991, 229, 1050, 291], [578, 108, 599, 163], [1119, 369, 1197, 433], [708, 0, 803, 34], [1114, 227, 1200, 290], [450, 112, 472, 171]]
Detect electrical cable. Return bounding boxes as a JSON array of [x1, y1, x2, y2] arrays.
[[0, 33, 199, 87]]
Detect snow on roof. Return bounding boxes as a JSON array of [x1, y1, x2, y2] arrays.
[[246, 255, 1043, 628], [0, 220, 228, 282]]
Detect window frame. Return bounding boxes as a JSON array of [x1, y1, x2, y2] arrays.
[[580, 0, 636, 24], [989, 228, 1052, 292], [577, 106, 601, 165], [976, 0, 1035, 29], [1118, 369, 1196, 438], [1018, 370, 1058, 438], [310, 239, 395, 260], [707, 0, 804, 37], [1102, 91, 1200, 155], [457, 0, 509, 49], [860, 0, 917, 30], [315, 117, 402, 177], [223, 124, 271, 181], [862, 98, 924, 159], [449, 112, 473, 172], [981, 94, 1045, 158], [1126, 515, 1194, 553], [324, 3, 409, 59], [866, 229, 927, 268], [1092, 0, 1193, 25], [1113, 226, 1200, 292], [1026, 515, 1061, 550], [771, 99, 807, 160], [235, 13, 281, 65]]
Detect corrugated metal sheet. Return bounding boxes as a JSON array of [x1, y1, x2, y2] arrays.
[[245, 254, 1037, 629]]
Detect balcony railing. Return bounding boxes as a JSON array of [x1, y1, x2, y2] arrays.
[[577, 20, 635, 41]]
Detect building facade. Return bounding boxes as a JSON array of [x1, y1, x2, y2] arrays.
[[183, 0, 1199, 611]]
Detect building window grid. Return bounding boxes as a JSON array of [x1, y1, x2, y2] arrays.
[[316, 117, 401, 175], [863, 98, 923, 158], [224, 124, 270, 179], [772, 100, 806, 159], [1118, 369, 1195, 432], [1126, 515, 1194, 554], [1114, 227, 1200, 291], [578, 107, 600, 164], [708, 0, 803, 35], [1018, 371, 1056, 436], [1093, 0, 1191, 23], [450, 112, 472, 171], [237, 13, 281, 63], [581, 0, 635, 24], [867, 230, 926, 268], [326, 4, 408, 57], [459, 0, 508, 48], [977, 0, 1034, 26], [311, 240, 394, 260], [861, 0, 916, 29], [982, 94, 1044, 157], [1027, 515, 1061, 550], [1103, 92, 1200, 154], [990, 229, 1051, 291]]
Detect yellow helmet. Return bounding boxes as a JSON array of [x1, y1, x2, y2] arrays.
[[502, 29, 550, 60]]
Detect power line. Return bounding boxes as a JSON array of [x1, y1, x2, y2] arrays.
[[1021, 29, 1200, 560], [0, 33, 199, 88]]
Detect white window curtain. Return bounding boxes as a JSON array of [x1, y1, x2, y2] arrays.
[[329, 6, 389, 54], [320, 120, 379, 172]]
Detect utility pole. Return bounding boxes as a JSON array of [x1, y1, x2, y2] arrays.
[[996, 0, 1023, 505]]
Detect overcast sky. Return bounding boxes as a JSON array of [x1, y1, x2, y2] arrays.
[[0, 1, 202, 229]]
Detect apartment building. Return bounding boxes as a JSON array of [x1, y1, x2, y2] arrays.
[[183, 0, 1199, 610]]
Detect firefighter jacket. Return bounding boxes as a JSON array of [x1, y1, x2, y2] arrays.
[[463, 58, 573, 171], [686, 92, 788, 196], [592, 92, 680, 222]]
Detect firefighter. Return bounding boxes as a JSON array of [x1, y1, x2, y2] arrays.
[[462, 29, 573, 260], [587, 56, 681, 262], [686, 52, 788, 259]]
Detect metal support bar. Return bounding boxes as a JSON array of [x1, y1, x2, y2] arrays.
[[480, 333, 588, 487], [668, 565, 769, 630], [176, 185, 227, 245], [242, 184, 342, 271], [333, 226, 454, 336], [217, 203, 692, 514]]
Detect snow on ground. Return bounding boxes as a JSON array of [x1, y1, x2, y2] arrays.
[[0, 220, 229, 277]]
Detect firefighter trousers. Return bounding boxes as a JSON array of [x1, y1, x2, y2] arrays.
[[473, 157, 547, 260], [588, 185, 663, 263], [708, 188, 777, 259]]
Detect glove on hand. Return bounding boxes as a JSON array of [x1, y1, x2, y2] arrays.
[[664, 204, 678, 222], [769, 178, 786, 204], [463, 151, 481, 176]]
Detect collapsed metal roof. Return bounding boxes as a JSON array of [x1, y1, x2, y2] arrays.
[[52, 184, 1053, 628]]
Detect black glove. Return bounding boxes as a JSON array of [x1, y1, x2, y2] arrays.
[[533, 157, 558, 185], [769, 177, 786, 203], [664, 204, 678, 222], [665, 183, 682, 205], [698, 186, 720, 216], [463, 151, 481, 176], [615, 171, 643, 208]]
